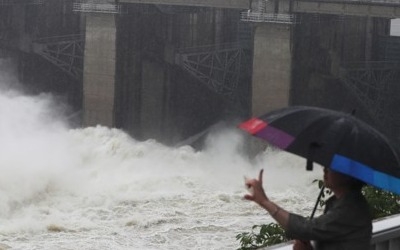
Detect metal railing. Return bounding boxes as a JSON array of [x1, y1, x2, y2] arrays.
[[0, 0, 43, 5], [73, 1, 122, 14], [241, 11, 297, 24], [263, 214, 400, 250], [371, 214, 400, 249], [297, 0, 400, 5]]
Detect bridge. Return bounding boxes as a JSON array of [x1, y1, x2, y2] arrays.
[[294, 0, 400, 18], [119, 0, 250, 9], [1, 0, 400, 144], [120, 0, 400, 18], [72, 0, 400, 18]]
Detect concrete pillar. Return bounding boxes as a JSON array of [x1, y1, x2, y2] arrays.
[[83, 14, 117, 127], [251, 23, 292, 116]]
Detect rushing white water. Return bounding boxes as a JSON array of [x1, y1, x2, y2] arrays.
[[0, 61, 322, 250]]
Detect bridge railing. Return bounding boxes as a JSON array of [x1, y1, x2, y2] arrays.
[[73, 0, 122, 14], [0, 0, 43, 5], [241, 11, 297, 24], [261, 214, 400, 250], [296, 0, 400, 6]]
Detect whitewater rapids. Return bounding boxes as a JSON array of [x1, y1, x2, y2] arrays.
[[0, 63, 321, 250]]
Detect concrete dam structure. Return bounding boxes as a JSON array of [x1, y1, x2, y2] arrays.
[[1, 0, 400, 146]]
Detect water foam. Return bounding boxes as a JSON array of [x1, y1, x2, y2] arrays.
[[0, 61, 322, 249]]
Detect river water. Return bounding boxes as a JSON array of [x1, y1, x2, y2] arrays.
[[0, 62, 322, 250], [2, 18, 399, 250]]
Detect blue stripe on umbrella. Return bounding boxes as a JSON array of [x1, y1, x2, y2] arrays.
[[331, 154, 400, 195]]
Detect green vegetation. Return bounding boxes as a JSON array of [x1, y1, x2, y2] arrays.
[[236, 183, 400, 250], [236, 223, 289, 250], [363, 185, 400, 219]]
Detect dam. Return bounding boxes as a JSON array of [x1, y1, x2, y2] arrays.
[[1, 0, 400, 146]]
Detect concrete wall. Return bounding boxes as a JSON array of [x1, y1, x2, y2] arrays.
[[4, 0, 400, 145], [10, 4, 29, 52], [289, 14, 397, 141], [83, 14, 117, 127], [290, 15, 389, 106], [115, 6, 249, 144], [251, 23, 292, 116]]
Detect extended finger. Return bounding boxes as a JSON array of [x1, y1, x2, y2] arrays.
[[259, 169, 264, 183]]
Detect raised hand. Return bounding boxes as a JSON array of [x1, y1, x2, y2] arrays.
[[244, 169, 269, 206]]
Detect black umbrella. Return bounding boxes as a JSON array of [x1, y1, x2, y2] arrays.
[[239, 106, 400, 195]]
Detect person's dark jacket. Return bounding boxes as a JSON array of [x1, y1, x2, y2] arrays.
[[286, 190, 372, 250]]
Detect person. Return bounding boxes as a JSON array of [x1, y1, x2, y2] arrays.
[[244, 167, 372, 250]]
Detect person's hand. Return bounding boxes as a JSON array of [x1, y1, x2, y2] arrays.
[[293, 240, 313, 250], [244, 169, 269, 206]]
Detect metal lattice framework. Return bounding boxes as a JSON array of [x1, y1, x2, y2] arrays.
[[175, 43, 251, 100], [32, 34, 84, 80], [340, 61, 400, 125]]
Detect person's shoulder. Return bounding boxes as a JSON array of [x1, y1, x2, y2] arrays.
[[332, 191, 369, 212], [343, 191, 372, 217], [343, 190, 365, 201]]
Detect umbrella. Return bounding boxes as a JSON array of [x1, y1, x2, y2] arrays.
[[239, 105, 400, 195]]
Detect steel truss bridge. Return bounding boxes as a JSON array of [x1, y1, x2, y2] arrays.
[[175, 43, 252, 101], [30, 32, 252, 102], [340, 61, 400, 130], [32, 39, 251, 102], [32, 35, 84, 80], [338, 34, 400, 130]]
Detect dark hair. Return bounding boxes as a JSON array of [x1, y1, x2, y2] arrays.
[[348, 177, 366, 191]]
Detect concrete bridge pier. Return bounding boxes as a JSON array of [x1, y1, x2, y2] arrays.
[[251, 22, 292, 116], [83, 13, 117, 127]]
